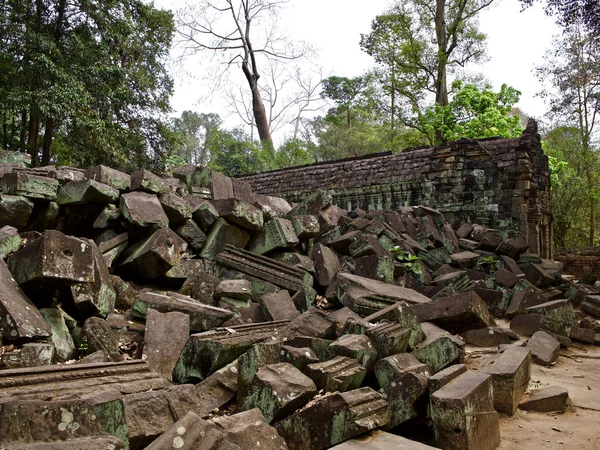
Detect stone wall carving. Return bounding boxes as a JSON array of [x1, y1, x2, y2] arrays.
[[241, 120, 552, 258]]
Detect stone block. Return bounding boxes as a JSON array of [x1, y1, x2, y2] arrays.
[[193, 360, 239, 417], [85, 165, 131, 190], [92, 204, 121, 229], [2, 171, 59, 200], [179, 272, 220, 305], [212, 198, 264, 231], [237, 341, 282, 399], [431, 371, 500, 450], [120, 191, 169, 228], [349, 234, 391, 258], [450, 251, 480, 268], [144, 411, 228, 450], [292, 214, 320, 240], [159, 193, 192, 225], [130, 169, 170, 195], [132, 291, 233, 332], [0, 258, 51, 341], [305, 355, 366, 392], [581, 295, 600, 318], [280, 309, 337, 340], [460, 327, 511, 347], [215, 279, 253, 301], [40, 307, 77, 362], [411, 323, 464, 374], [142, 308, 190, 380], [492, 268, 519, 288], [247, 217, 299, 255], [57, 179, 119, 205], [312, 242, 340, 286], [0, 194, 34, 229], [280, 345, 319, 371], [212, 408, 289, 449], [526, 330, 560, 366], [118, 228, 187, 280], [239, 362, 317, 423], [17, 343, 55, 367], [525, 299, 576, 337], [191, 199, 219, 230], [200, 218, 250, 259], [330, 334, 378, 370], [363, 301, 425, 350], [330, 431, 438, 449], [365, 321, 411, 358], [429, 364, 468, 393], [518, 385, 569, 413], [510, 313, 542, 336], [330, 231, 363, 255], [496, 238, 530, 259], [483, 346, 531, 415], [354, 254, 395, 283], [520, 262, 555, 288], [260, 290, 300, 321], [411, 291, 496, 334], [82, 317, 122, 362], [276, 387, 389, 450]]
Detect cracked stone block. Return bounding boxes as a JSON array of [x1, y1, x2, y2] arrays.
[[173, 321, 288, 383], [329, 334, 378, 371], [411, 322, 464, 374], [132, 291, 232, 332], [411, 291, 496, 335], [57, 179, 119, 205], [0, 389, 127, 448], [429, 364, 468, 393], [304, 355, 366, 392], [431, 371, 500, 450], [175, 219, 206, 253], [292, 214, 320, 240], [0, 194, 34, 229], [191, 199, 219, 230], [159, 193, 192, 225], [239, 362, 317, 423], [118, 228, 187, 280], [375, 353, 429, 429], [280, 345, 319, 371], [120, 191, 169, 228], [312, 242, 340, 287], [483, 346, 531, 415], [2, 171, 59, 200], [8, 230, 95, 292], [130, 169, 170, 195], [570, 325, 596, 343], [247, 217, 299, 255], [365, 321, 411, 358], [276, 387, 389, 450], [260, 290, 301, 321], [526, 330, 560, 366], [0, 258, 51, 341], [518, 385, 569, 413], [212, 198, 264, 232], [200, 218, 250, 260], [85, 165, 131, 191], [83, 317, 122, 362], [40, 307, 77, 362], [143, 308, 190, 380], [213, 408, 289, 449]]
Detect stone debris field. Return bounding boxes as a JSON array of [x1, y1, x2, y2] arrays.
[[0, 155, 599, 450]]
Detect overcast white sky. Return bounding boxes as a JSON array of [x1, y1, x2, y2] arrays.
[[157, 0, 560, 136]]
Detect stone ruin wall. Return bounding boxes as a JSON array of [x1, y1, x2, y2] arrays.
[[554, 247, 600, 279], [242, 121, 553, 259]]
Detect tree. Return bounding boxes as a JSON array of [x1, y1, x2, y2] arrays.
[[207, 127, 272, 176], [520, 0, 600, 36], [172, 111, 222, 165], [0, 0, 175, 170], [177, 0, 303, 148], [360, 0, 494, 143], [537, 23, 600, 244]]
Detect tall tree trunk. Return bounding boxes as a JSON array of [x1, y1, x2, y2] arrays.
[[42, 117, 54, 165], [28, 103, 40, 167], [2, 111, 7, 150], [434, 0, 449, 145], [251, 85, 271, 145], [19, 109, 27, 152]]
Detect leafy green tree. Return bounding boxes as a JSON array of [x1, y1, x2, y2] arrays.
[[360, 0, 494, 144], [171, 111, 222, 165], [520, 0, 600, 36], [207, 127, 273, 177], [537, 23, 600, 244]]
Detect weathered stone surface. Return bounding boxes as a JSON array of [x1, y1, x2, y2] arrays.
[[237, 341, 282, 400], [581, 295, 600, 317], [410, 291, 496, 334], [213, 408, 289, 450], [92, 204, 121, 229], [15, 343, 55, 368], [82, 317, 122, 362], [365, 321, 411, 358], [429, 364, 468, 393], [460, 327, 512, 347], [173, 321, 289, 383], [191, 199, 219, 230], [304, 356, 366, 392], [130, 169, 170, 195], [313, 242, 340, 286], [0, 194, 34, 229], [526, 330, 560, 366], [483, 347, 531, 415], [118, 228, 187, 280], [57, 179, 119, 205], [247, 217, 299, 255], [510, 313, 542, 337], [144, 411, 229, 450], [200, 218, 250, 259], [162, 258, 205, 282], [98, 232, 128, 268], [260, 290, 300, 321], [132, 291, 232, 332], [431, 371, 500, 450], [518, 385, 569, 413], [120, 191, 169, 228], [240, 362, 317, 423], [179, 272, 220, 305], [85, 165, 131, 191], [212, 198, 264, 231], [492, 268, 519, 288], [354, 254, 395, 283], [8, 230, 95, 290], [280, 309, 337, 340], [411, 323, 464, 374], [276, 387, 389, 450], [330, 334, 378, 370], [330, 431, 438, 449], [159, 193, 192, 225], [215, 279, 253, 301], [0, 258, 51, 341], [363, 301, 425, 350], [193, 360, 239, 417], [520, 262, 555, 288], [0, 360, 169, 403], [0, 225, 21, 259], [39, 307, 77, 362], [2, 171, 59, 200], [292, 215, 320, 240], [525, 299, 576, 337], [0, 390, 127, 448], [450, 251, 480, 268], [280, 345, 319, 371]]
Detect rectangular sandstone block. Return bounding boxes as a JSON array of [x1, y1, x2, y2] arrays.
[[483, 347, 531, 415]]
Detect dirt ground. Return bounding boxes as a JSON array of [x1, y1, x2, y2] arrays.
[[464, 341, 600, 450]]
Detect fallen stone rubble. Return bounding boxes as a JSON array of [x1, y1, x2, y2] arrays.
[[0, 156, 598, 449]]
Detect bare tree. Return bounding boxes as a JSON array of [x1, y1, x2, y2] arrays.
[[177, 0, 303, 147]]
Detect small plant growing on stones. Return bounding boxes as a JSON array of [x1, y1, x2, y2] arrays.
[[477, 255, 500, 274], [390, 246, 423, 276]]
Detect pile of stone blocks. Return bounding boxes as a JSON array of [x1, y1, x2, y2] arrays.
[[0, 153, 594, 449]]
